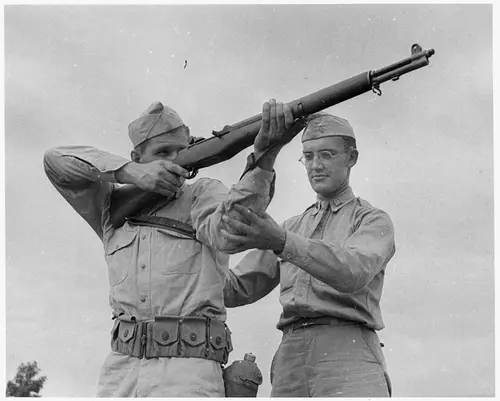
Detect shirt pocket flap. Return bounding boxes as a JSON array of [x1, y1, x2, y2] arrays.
[[153, 317, 179, 346], [105, 229, 138, 256], [181, 318, 207, 347], [118, 321, 136, 343], [209, 321, 227, 350]]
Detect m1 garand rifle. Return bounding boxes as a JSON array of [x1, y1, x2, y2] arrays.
[[110, 43, 435, 229]]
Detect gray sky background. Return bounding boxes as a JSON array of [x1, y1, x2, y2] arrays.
[[4, 4, 494, 397]]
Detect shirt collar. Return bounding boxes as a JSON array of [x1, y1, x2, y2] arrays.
[[312, 186, 355, 215]]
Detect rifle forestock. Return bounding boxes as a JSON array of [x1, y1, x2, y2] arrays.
[[110, 44, 434, 228]]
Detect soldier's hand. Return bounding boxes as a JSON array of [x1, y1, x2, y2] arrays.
[[253, 99, 307, 159], [221, 204, 286, 253], [117, 160, 190, 198]]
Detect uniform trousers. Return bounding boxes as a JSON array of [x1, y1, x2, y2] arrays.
[[96, 351, 225, 397], [270, 322, 392, 397]]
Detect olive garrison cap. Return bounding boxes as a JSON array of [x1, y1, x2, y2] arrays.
[[128, 101, 186, 148], [301, 112, 355, 142]]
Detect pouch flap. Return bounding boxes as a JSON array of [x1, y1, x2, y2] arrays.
[[153, 317, 179, 346], [118, 320, 136, 343], [209, 320, 227, 350], [180, 317, 207, 347]]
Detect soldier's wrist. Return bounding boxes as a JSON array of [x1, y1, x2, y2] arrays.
[[272, 228, 287, 254], [254, 148, 280, 172], [114, 162, 141, 185]]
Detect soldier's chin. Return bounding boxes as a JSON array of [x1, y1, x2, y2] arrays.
[[310, 180, 328, 193]]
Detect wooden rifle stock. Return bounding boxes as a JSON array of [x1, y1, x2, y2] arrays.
[[110, 44, 435, 229]]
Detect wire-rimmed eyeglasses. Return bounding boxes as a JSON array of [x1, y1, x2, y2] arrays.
[[298, 150, 346, 166]]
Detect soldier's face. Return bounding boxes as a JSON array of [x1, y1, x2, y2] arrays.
[[133, 132, 189, 164], [302, 136, 356, 198]]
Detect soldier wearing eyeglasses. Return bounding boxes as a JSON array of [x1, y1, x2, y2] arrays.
[[221, 113, 396, 397]]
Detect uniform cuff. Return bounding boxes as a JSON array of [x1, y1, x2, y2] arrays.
[[239, 165, 276, 193], [275, 230, 310, 267]]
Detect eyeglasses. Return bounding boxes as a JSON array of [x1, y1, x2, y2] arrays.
[[298, 150, 346, 166]]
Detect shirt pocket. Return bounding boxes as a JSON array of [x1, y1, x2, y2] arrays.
[[155, 228, 202, 275], [104, 228, 138, 287]]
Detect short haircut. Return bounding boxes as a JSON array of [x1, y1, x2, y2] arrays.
[[341, 136, 357, 152]]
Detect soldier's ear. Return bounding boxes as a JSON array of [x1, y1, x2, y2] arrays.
[[131, 149, 141, 163], [348, 149, 358, 167]]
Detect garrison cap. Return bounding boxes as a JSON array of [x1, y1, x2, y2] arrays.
[[301, 112, 355, 142], [128, 101, 186, 148]]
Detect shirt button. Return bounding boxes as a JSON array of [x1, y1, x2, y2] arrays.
[[190, 333, 197, 341], [141, 263, 146, 270], [140, 295, 147, 302], [141, 234, 146, 240]]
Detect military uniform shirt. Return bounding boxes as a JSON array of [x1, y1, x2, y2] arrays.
[[224, 186, 396, 331], [44, 145, 275, 322]]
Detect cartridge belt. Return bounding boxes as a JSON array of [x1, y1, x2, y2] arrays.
[[110, 315, 233, 364]]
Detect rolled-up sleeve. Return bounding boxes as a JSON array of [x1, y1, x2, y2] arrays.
[[191, 167, 275, 253], [278, 210, 395, 294], [43, 146, 130, 239], [224, 249, 280, 307]]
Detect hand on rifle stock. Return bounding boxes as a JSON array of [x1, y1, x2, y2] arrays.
[[115, 160, 190, 198]]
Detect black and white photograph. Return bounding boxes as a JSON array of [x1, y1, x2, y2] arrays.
[[5, 2, 494, 397]]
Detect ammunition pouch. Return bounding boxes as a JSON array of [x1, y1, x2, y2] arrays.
[[110, 315, 233, 364]]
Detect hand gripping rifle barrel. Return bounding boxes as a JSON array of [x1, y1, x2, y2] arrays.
[[110, 44, 435, 229]]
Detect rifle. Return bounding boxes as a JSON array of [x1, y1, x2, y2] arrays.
[[110, 43, 435, 229]]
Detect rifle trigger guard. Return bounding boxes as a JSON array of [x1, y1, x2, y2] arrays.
[[372, 84, 382, 96], [186, 168, 199, 179]]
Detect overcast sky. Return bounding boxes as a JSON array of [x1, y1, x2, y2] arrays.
[[5, 3, 494, 397]]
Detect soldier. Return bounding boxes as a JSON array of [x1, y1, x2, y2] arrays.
[[43, 99, 303, 397], [222, 113, 396, 397]]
